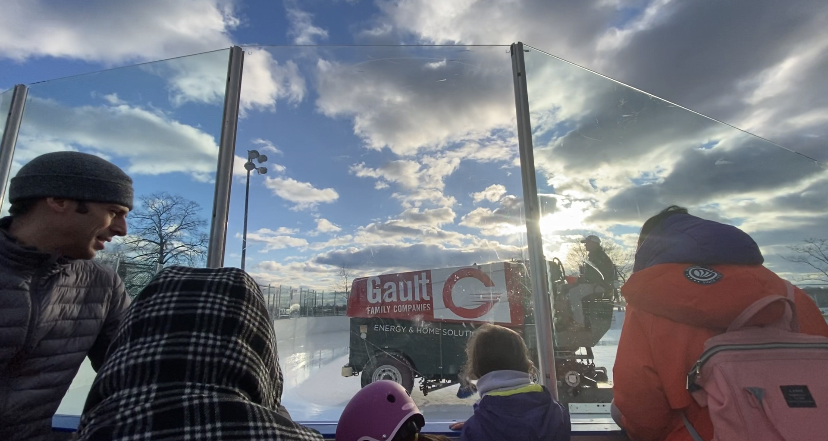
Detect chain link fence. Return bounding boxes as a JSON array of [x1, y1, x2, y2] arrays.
[[258, 284, 348, 320]]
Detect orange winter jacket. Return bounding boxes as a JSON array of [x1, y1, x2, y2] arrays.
[[613, 263, 828, 441]]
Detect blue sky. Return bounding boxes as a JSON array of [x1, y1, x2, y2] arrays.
[[2, 0, 827, 290]]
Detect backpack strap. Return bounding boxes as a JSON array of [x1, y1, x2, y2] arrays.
[[727, 281, 799, 333], [682, 411, 705, 441]]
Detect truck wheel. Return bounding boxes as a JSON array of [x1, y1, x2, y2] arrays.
[[361, 354, 415, 394]]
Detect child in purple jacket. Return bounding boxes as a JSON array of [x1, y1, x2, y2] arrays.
[[451, 324, 571, 441]]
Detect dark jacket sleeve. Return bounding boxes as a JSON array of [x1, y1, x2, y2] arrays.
[[459, 414, 482, 441], [87, 273, 130, 372], [589, 249, 615, 284]]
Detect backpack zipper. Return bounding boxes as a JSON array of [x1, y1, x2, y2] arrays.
[[687, 342, 828, 390]]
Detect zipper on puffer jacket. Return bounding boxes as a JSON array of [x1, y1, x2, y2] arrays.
[[687, 342, 828, 390], [22, 272, 46, 353]]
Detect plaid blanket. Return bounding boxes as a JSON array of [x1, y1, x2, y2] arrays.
[[77, 266, 323, 441]]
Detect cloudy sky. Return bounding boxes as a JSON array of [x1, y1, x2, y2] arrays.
[[1, 0, 826, 295]]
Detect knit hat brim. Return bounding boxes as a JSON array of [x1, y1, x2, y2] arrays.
[[8, 152, 134, 210]]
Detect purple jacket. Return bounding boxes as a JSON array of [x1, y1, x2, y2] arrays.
[[460, 371, 570, 441], [633, 213, 763, 272]]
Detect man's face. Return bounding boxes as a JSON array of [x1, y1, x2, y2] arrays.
[[61, 201, 129, 259], [584, 240, 598, 252]]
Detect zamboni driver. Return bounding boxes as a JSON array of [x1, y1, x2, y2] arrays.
[[562, 235, 615, 330]]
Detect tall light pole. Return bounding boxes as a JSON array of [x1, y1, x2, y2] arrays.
[[241, 149, 267, 270]]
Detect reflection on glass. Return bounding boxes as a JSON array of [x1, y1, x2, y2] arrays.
[[231, 45, 530, 423], [1, 49, 231, 415], [0, 88, 13, 145], [523, 44, 827, 408]]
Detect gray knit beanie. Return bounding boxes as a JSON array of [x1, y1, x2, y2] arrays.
[[9, 151, 134, 210]]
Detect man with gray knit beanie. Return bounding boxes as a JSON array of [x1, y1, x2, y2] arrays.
[[0, 151, 133, 440]]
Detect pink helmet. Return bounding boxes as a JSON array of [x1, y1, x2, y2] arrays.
[[336, 380, 425, 441]]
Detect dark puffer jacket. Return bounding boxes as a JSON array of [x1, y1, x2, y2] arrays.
[[0, 217, 130, 440]]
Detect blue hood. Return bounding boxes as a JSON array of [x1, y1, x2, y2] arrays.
[[633, 214, 763, 273]]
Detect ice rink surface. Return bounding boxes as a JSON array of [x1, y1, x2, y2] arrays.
[[57, 311, 626, 423]]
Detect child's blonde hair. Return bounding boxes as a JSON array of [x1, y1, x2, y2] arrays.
[[462, 323, 535, 380]]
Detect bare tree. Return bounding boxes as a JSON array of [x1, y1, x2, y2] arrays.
[[328, 264, 353, 313], [122, 192, 209, 269], [784, 238, 828, 283], [564, 240, 634, 283], [94, 243, 127, 271], [613, 250, 635, 284], [338, 265, 352, 295], [95, 244, 159, 298]]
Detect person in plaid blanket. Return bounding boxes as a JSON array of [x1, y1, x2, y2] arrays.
[[77, 266, 323, 441]]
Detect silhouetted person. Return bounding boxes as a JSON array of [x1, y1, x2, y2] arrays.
[[581, 235, 615, 288], [563, 235, 616, 329]]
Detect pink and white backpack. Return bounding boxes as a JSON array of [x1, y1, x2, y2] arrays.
[[684, 281, 828, 441]]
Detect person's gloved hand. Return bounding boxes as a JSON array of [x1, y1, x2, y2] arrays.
[[456, 380, 477, 398]]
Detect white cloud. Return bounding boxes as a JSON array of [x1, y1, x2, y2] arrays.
[[249, 259, 336, 288], [425, 59, 447, 69], [350, 145, 513, 210], [252, 138, 284, 155], [449, 139, 517, 164], [0, 0, 236, 63], [391, 188, 457, 209], [232, 155, 250, 180], [243, 228, 309, 252], [350, 160, 421, 189], [15, 0, 820, 287], [375, 0, 612, 63], [314, 56, 515, 156], [233, 156, 285, 184], [316, 218, 342, 233], [16, 97, 219, 181], [734, 35, 828, 147], [263, 176, 340, 210], [356, 23, 394, 39], [398, 207, 456, 227], [459, 195, 525, 236], [331, 207, 465, 249], [372, 0, 828, 163], [595, 0, 677, 53], [101, 93, 125, 105], [307, 234, 356, 251], [472, 184, 507, 203], [0, 1, 304, 116], [286, 4, 329, 45], [239, 51, 306, 114], [351, 158, 459, 209], [256, 260, 332, 274], [312, 241, 527, 281], [245, 0, 828, 289], [258, 227, 299, 235]]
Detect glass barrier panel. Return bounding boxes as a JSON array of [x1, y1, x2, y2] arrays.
[[2, 49, 231, 416], [232, 45, 531, 424], [523, 44, 828, 415], [0, 88, 13, 145]]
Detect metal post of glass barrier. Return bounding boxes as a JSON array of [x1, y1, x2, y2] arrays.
[[207, 46, 244, 268], [510, 42, 559, 398], [0, 84, 29, 208]]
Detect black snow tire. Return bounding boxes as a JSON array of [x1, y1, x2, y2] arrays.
[[361, 353, 415, 394]]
